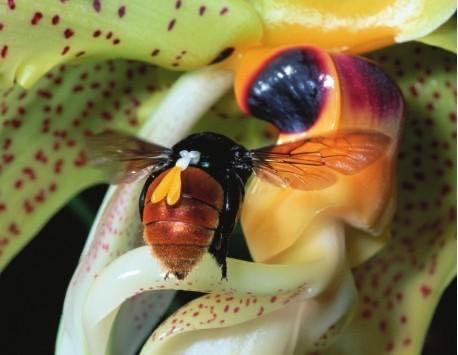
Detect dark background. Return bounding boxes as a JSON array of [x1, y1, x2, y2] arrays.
[[0, 185, 455, 355]]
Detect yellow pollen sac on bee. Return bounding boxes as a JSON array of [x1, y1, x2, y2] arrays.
[[151, 150, 200, 206], [151, 166, 183, 205]]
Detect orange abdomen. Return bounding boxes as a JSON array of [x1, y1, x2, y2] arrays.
[[142, 167, 224, 278]]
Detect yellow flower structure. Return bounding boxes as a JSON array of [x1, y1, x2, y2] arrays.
[[0, 1, 455, 354]]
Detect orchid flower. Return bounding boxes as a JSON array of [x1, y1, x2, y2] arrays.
[[0, 1, 456, 355]]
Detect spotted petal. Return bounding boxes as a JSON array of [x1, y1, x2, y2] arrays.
[[0, 60, 181, 271], [0, 0, 262, 88], [321, 43, 456, 355]]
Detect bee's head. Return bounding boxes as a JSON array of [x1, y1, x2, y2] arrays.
[[172, 132, 252, 181]]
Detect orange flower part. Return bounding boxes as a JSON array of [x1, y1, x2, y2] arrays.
[[238, 46, 404, 265]]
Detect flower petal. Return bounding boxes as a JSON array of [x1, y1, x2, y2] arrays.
[[0, 0, 262, 88], [250, 0, 456, 53], [0, 60, 178, 271], [139, 270, 358, 355], [323, 43, 456, 355], [84, 220, 345, 355]]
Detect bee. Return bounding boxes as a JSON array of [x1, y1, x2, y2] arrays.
[[87, 129, 390, 280]]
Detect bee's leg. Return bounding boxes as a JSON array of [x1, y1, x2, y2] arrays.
[[209, 173, 243, 280]]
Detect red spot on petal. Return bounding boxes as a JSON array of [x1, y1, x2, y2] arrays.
[[64, 28, 74, 38], [256, 306, 264, 316], [31, 12, 43, 25], [7, 0, 15, 10], [93, 29, 102, 37], [61, 46, 70, 55], [74, 151, 87, 166], [379, 320, 387, 332], [168, 19, 176, 31], [118, 5, 126, 17], [219, 7, 229, 15], [52, 15, 60, 25], [385, 342, 394, 352], [105, 31, 113, 39], [35, 190, 45, 203], [1, 151, 13, 163], [24, 200, 34, 214], [1, 46, 8, 59], [420, 285, 432, 298], [0, 23, 4, 31], [199, 6, 206, 15], [14, 179, 23, 189], [93, 0, 101, 12], [35, 150, 48, 163], [54, 159, 64, 174], [270, 296, 277, 303], [9, 223, 19, 235]]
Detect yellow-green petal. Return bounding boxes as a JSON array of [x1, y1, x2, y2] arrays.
[[323, 43, 456, 355], [0, 60, 178, 272], [0, 0, 262, 88]]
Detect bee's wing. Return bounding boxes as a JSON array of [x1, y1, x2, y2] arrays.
[[86, 131, 172, 184], [250, 130, 391, 191]]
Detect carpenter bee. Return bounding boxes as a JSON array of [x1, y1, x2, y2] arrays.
[[87, 129, 390, 280]]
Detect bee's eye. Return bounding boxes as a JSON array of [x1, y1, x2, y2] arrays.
[[210, 47, 235, 64], [234, 46, 338, 134]]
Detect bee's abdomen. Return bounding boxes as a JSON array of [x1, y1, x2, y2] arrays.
[[141, 167, 224, 278]]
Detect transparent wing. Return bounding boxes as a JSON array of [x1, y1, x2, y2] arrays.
[[86, 131, 172, 184], [251, 130, 391, 191]]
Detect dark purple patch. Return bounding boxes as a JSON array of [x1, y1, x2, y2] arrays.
[[75, 51, 86, 57], [93, 29, 102, 37], [333, 54, 404, 123], [106, 31, 113, 39], [93, 0, 101, 12], [219, 7, 229, 16], [7, 0, 15, 10], [168, 19, 176, 31], [0, 23, 4, 31], [175, 0, 182, 9], [151, 49, 160, 57], [113, 38, 120, 45]]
